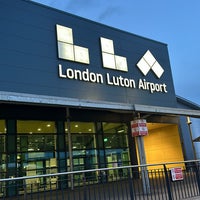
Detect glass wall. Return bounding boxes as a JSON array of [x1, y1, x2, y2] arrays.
[[65, 122, 98, 184], [0, 120, 6, 152], [65, 121, 130, 184], [0, 120, 6, 195], [17, 120, 57, 190], [1, 119, 131, 191], [103, 122, 130, 178]]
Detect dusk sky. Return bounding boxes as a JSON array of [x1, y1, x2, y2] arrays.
[[32, 0, 200, 105]]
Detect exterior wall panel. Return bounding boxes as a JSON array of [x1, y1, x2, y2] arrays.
[[0, 0, 177, 109]]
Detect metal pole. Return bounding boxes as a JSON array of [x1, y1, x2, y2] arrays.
[[193, 161, 200, 195], [187, 116, 196, 160], [128, 168, 135, 200], [136, 136, 150, 194], [163, 164, 172, 200]]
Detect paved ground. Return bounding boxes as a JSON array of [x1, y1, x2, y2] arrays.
[[184, 197, 200, 200]]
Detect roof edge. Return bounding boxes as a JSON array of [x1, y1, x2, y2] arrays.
[[176, 95, 200, 110]]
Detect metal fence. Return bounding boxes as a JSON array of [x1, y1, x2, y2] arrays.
[[1, 160, 200, 200]]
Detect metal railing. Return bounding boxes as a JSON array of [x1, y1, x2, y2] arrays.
[[1, 160, 200, 199]]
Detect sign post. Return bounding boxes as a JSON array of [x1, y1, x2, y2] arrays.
[[131, 119, 150, 194]]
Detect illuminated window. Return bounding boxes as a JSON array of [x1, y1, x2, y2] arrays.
[[66, 122, 96, 149], [0, 120, 6, 134], [103, 122, 128, 148], [0, 120, 6, 153], [16, 120, 57, 190], [65, 122, 98, 172], [17, 120, 56, 134], [17, 120, 56, 152], [103, 122, 130, 168]]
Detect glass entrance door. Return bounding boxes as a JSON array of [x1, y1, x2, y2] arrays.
[[103, 122, 130, 179], [66, 122, 98, 185], [17, 120, 57, 192]]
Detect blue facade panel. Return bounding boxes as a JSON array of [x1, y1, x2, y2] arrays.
[[0, 0, 177, 108]]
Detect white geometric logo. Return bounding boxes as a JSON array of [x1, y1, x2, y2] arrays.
[[136, 50, 164, 78], [100, 37, 128, 72], [56, 24, 90, 64]]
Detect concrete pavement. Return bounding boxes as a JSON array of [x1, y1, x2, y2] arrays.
[[184, 197, 200, 200]]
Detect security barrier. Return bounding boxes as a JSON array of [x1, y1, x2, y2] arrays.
[[0, 160, 200, 199]]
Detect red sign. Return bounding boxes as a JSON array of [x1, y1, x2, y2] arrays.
[[170, 167, 183, 181], [131, 119, 148, 137]]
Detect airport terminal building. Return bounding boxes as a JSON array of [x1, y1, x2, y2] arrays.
[[1, 0, 200, 194]]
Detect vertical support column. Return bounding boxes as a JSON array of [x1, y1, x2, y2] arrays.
[[6, 119, 17, 197], [193, 162, 200, 195], [56, 120, 68, 189], [163, 164, 172, 200], [66, 108, 74, 189], [96, 122, 106, 169], [127, 124, 139, 179], [131, 117, 150, 195], [136, 136, 150, 194], [128, 168, 135, 200], [128, 124, 138, 166], [96, 122, 107, 183], [187, 116, 196, 160]]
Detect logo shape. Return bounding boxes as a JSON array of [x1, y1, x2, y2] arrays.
[[100, 37, 128, 72], [136, 50, 164, 78], [56, 24, 90, 64]]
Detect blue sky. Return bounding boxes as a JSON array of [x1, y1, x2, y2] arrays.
[[32, 0, 200, 105]]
